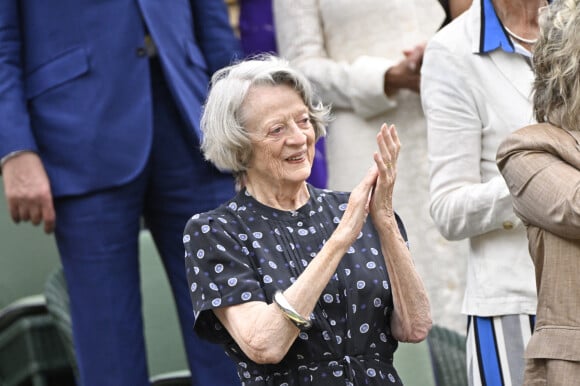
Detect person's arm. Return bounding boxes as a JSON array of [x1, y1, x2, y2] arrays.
[[213, 221, 365, 363], [0, 1, 37, 158], [273, 0, 398, 119], [186, 170, 378, 364], [497, 126, 580, 240], [0, 2, 53, 233], [190, 0, 242, 74], [369, 124, 431, 342], [421, 40, 520, 241]]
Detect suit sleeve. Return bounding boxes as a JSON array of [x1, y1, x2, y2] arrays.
[[0, 1, 38, 160], [273, 0, 396, 119], [421, 40, 521, 241], [497, 128, 580, 240], [190, 0, 242, 75]]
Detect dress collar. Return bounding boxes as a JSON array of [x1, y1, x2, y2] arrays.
[[235, 184, 320, 222]]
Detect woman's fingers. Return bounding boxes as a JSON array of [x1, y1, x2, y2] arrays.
[[389, 124, 401, 158], [374, 151, 390, 175], [353, 164, 378, 202], [375, 123, 400, 173], [339, 165, 379, 241], [383, 124, 400, 162], [377, 124, 391, 163]]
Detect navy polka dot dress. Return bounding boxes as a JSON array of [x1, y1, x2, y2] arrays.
[[184, 185, 408, 385]]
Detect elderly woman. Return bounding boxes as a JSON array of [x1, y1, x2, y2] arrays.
[[421, 0, 546, 384], [497, 0, 580, 383], [183, 55, 431, 385]]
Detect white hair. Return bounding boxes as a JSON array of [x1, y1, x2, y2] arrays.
[[200, 55, 331, 182]]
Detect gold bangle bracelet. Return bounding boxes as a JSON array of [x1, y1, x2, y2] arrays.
[[273, 290, 312, 330]]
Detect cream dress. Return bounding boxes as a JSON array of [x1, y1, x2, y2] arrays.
[[274, 0, 468, 332]]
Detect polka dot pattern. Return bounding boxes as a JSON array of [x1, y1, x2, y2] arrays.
[[184, 185, 407, 385]]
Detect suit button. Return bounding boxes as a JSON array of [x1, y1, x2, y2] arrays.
[[502, 221, 514, 230], [136, 47, 147, 57]]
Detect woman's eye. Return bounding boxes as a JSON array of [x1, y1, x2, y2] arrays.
[[297, 117, 310, 126], [270, 126, 284, 135]]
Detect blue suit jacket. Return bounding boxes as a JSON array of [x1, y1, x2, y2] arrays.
[[0, 0, 241, 197]]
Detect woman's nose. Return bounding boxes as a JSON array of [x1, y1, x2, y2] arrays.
[[286, 123, 307, 144]]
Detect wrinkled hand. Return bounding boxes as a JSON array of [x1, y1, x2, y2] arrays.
[[2, 152, 55, 233], [335, 163, 379, 246], [370, 123, 400, 221]]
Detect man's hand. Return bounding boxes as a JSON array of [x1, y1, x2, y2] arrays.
[[2, 152, 55, 233]]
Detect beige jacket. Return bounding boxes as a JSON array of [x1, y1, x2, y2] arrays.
[[497, 123, 580, 360]]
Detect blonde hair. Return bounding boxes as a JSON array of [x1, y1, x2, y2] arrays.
[[200, 55, 331, 184], [533, 0, 580, 131]]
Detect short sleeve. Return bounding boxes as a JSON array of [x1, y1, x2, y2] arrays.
[[183, 211, 266, 343]]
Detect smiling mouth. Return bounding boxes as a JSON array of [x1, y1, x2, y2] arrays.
[[286, 153, 306, 162]]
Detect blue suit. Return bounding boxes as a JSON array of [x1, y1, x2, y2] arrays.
[[0, 1, 241, 385]]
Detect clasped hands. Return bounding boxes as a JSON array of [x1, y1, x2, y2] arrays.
[[339, 123, 400, 243]]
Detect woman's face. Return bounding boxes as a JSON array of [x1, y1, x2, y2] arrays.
[[242, 84, 315, 188]]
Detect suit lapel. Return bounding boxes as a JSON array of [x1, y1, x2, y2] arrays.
[[489, 50, 534, 100]]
